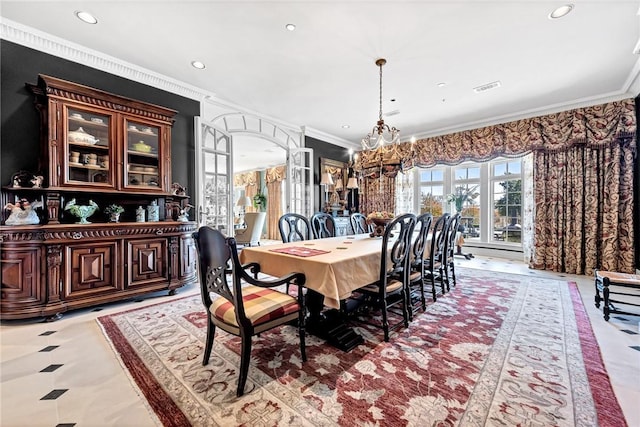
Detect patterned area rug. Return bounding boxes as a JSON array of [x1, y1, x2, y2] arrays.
[[97, 269, 626, 426]]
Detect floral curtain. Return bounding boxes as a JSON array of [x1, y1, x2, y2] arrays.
[[531, 139, 635, 273], [360, 174, 396, 216], [354, 98, 636, 273], [265, 165, 286, 240]]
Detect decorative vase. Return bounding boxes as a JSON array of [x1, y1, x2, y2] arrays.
[[109, 213, 120, 223], [147, 200, 159, 222], [136, 206, 145, 222], [64, 199, 99, 224], [368, 218, 392, 238]]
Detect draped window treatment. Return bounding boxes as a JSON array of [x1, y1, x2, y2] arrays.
[[265, 165, 286, 240], [354, 98, 636, 273]]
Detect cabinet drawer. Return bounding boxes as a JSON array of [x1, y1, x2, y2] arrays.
[[127, 238, 168, 287], [65, 242, 119, 299], [1, 245, 43, 305]]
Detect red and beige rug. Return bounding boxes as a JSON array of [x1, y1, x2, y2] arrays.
[[97, 269, 626, 426]]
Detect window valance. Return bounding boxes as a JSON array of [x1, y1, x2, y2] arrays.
[[265, 165, 286, 184], [234, 171, 259, 187], [355, 98, 636, 173]]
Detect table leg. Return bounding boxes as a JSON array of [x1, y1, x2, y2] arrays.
[[305, 289, 364, 352]]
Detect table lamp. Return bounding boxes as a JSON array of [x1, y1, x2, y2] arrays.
[[320, 172, 334, 210], [347, 177, 358, 211]]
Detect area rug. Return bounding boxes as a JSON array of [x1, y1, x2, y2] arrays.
[[97, 268, 626, 426]]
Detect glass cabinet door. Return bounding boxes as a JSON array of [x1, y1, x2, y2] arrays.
[[65, 107, 113, 187], [124, 120, 162, 191]]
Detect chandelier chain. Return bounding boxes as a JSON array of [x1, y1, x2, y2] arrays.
[[378, 62, 383, 122]]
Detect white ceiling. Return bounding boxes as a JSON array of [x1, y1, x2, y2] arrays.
[[2, 1, 640, 172]]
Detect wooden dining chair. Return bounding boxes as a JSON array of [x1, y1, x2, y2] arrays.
[[310, 212, 336, 239], [193, 226, 307, 397], [354, 213, 416, 342], [350, 212, 373, 234], [443, 213, 461, 289], [407, 212, 433, 318], [278, 213, 313, 243], [424, 213, 450, 297]]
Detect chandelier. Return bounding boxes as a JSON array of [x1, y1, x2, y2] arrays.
[[361, 58, 400, 150]]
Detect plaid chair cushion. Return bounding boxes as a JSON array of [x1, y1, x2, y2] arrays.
[[211, 285, 300, 327]]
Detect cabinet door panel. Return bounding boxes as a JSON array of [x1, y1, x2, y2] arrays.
[[65, 242, 119, 299], [63, 105, 116, 189], [123, 118, 167, 192], [1, 246, 43, 304], [127, 238, 168, 287], [179, 234, 197, 280]]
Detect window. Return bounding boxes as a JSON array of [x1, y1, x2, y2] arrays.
[[403, 156, 528, 249], [418, 168, 445, 216], [491, 160, 522, 243], [451, 165, 481, 241]]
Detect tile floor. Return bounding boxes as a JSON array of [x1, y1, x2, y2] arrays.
[[1, 255, 639, 426]]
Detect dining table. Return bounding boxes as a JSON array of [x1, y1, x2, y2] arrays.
[[239, 233, 389, 350]]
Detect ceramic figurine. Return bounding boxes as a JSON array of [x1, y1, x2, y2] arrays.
[[4, 198, 43, 225], [177, 204, 192, 222], [147, 200, 159, 222], [136, 206, 145, 222], [30, 175, 44, 188]]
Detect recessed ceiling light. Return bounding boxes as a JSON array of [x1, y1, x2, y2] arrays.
[[549, 4, 574, 19], [285, 24, 296, 31], [437, 82, 447, 87], [342, 124, 350, 129], [75, 11, 98, 24], [191, 61, 206, 69]]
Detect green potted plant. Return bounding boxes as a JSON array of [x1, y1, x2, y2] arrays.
[[104, 204, 125, 222], [253, 189, 267, 212]]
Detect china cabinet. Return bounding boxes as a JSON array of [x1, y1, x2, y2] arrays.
[[0, 75, 196, 320]]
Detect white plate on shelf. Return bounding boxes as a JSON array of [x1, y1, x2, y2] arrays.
[[142, 128, 156, 135]]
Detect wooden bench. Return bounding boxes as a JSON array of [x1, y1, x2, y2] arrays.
[[594, 270, 640, 321]]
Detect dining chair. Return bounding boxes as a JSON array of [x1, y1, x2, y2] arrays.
[[354, 213, 416, 342], [424, 213, 450, 297], [310, 212, 336, 239], [193, 226, 307, 397], [443, 213, 461, 289], [350, 212, 373, 234], [407, 213, 433, 318], [278, 213, 313, 243]]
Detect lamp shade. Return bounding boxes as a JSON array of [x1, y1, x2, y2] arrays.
[[334, 179, 343, 190], [237, 196, 252, 207], [320, 172, 334, 186], [347, 177, 359, 189]]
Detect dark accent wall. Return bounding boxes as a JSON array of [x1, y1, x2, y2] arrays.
[[305, 136, 351, 213], [1, 40, 198, 195]]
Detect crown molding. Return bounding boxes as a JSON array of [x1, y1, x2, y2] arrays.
[[1, 18, 209, 102]]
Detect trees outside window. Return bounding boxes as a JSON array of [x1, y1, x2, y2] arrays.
[[403, 156, 527, 248]]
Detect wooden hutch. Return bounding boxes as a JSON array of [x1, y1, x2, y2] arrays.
[[0, 75, 197, 320]]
